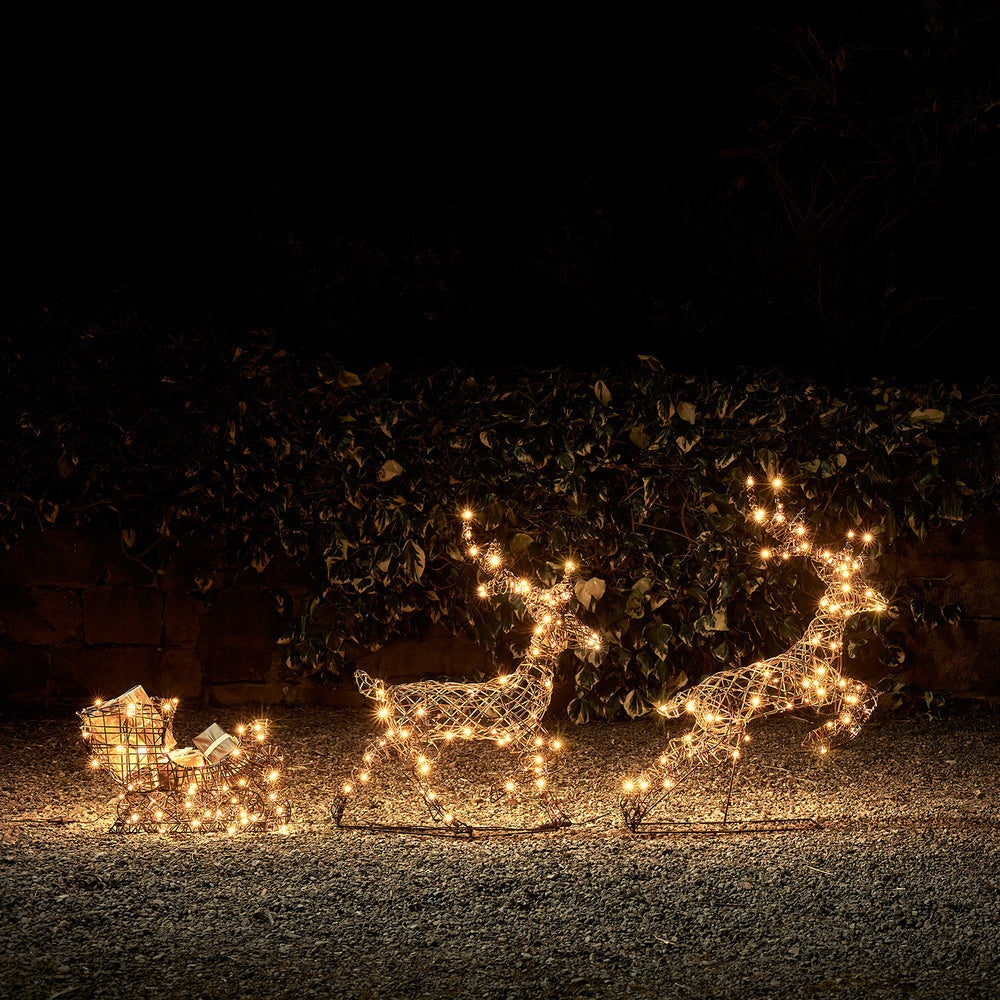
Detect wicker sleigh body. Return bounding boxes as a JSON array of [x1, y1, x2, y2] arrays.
[[79, 689, 290, 835]]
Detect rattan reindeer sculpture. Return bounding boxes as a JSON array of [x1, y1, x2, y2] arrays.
[[79, 686, 290, 835], [620, 479, 885, 832], [332, 510, 601, 833]]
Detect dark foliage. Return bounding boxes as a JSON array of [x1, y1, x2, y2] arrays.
[[3, 326, 997, 721]]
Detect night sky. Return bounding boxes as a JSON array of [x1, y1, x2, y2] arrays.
[[4, 17, 998, 380]]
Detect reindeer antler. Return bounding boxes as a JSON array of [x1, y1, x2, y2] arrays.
[[460, 510, 600, 660], [746, 476, 876, 586]]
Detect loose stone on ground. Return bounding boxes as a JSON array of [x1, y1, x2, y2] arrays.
[[0, 706, 997, 999]]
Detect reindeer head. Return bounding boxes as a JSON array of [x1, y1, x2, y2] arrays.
[[460, 510, 601, 660]]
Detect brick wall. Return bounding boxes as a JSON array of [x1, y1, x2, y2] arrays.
[[1, 519, 998, 710], [882, 514, 1000, 698], [0, 525, 494, 710]]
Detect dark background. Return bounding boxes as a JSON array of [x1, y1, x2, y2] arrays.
[[4, 10, 998, 380]]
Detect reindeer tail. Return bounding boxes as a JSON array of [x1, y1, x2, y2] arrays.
[[355, 670, 386, 702]]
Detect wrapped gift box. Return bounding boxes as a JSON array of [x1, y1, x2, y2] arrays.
[[82, 685, 176, 785], [193, 723, 239, 763]]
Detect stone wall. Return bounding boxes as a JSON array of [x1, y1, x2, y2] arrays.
[[1, 519, 998, 711], [883, 514, 1000, 699], [0, 526, 279, 708]]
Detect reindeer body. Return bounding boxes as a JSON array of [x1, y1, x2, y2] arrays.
[[335, 515, 600, 831], [355, 670, 550, 745], [621, 482, 884, 830]]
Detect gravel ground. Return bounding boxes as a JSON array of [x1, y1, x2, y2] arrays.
[[0, 703, 998, 999]]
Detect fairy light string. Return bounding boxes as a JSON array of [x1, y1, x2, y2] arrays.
[[79, 687, 290, 835], [620, 478, 885, 831], [333, 509, 601, 832]]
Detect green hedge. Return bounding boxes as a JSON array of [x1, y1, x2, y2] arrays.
[[3, 327, 996, 721]]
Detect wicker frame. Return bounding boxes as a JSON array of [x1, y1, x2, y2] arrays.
[[79, 690, 290, 835], [333, 512, 600, 833], [620, 482, 884, 831]]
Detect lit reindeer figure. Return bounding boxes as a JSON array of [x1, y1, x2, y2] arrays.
[[620, 478, 885, 832], [332, 510, 601, 833]]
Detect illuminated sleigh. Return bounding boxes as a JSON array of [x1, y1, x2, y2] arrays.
[[79, 685, 290, 835]]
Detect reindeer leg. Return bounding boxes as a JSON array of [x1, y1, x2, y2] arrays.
[[481, 733, 568, 829], [536, 748, 570, 829], [620, 792, 648, 833], [803, 682, 878, 752], [394, 745, 474, 836], [331, 736, 391, 826], [620, 735, 704, 832], [721, 750, 740, 825], [621, 777, 675, 833], [510, 733, 569, 828]]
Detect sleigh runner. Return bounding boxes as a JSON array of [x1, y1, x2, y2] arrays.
[[79, 685, 290, 835]]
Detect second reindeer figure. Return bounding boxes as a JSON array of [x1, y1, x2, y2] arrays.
[[620, 478, 885, 832], [332, 510, 601, 834]]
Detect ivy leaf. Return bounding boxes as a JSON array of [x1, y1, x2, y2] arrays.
[[628, 426, 650, 449], [574, 576, 606, 610], [623, 689, 653, 718], [57, 449, 77, 478], [659, 671, 688, 701], [711, 639, 731, 662], [566, 697, 596, 724], [643, 622, 674, 654], [626, 578, 652, 617], [510, 532, 535, 556], [695, 611, 727, 633], [574, 664, 601, 691], [676, 401, 697, 424], [400, 540, 426, 580], [378, 459, 404, 482], [636, 644, 660, 676]]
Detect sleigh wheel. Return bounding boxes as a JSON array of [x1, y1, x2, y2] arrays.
[[234, 787, 268, 829], [251, 746, 284, 772], [115, 791, 155, 832]]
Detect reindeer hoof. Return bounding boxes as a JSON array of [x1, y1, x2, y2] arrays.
[[620, 798, 645, 833], [330, 795, 348, 826]]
